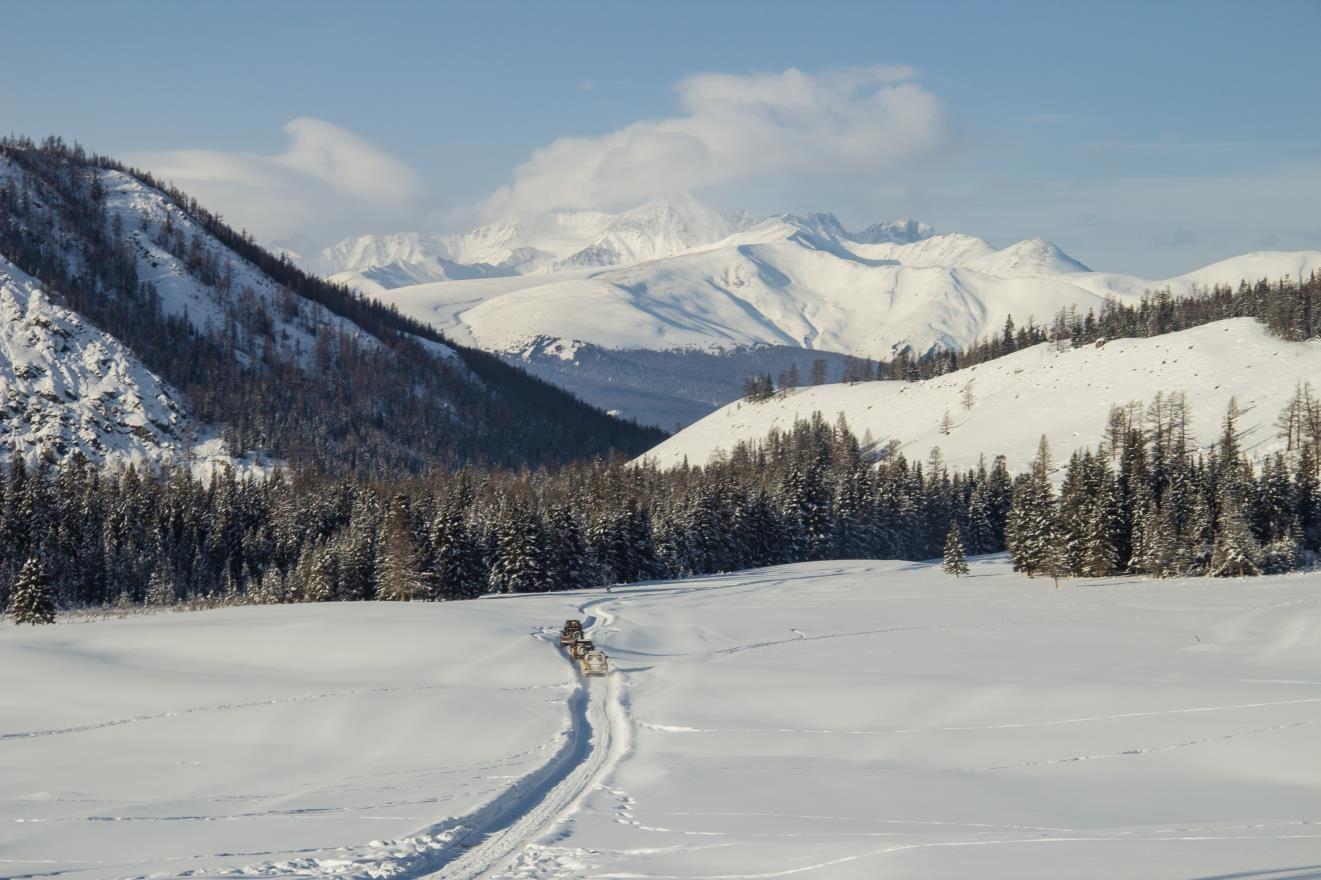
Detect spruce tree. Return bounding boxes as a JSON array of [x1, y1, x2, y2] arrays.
[[487, 503, 551, 594], [10, 556, 55, 625], [942, 520, 969, 577], [376, 495, 429, 600], [145, 565, 176, 607], [429, 502, 486, 600], [1210, 503, 1261, 577]]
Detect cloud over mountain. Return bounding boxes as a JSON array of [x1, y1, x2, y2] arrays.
[[124, 118, 425, 243], [485, 66, 947, 218]]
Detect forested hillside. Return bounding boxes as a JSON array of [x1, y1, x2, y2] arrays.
[[0, 137, 663, 474]]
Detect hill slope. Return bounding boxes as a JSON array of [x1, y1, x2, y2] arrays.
[[0, 256, 194, 469], [0, 138, 663, 471], [641, 318, 1321, 473]]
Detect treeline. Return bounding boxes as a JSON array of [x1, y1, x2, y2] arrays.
[[0, 136, 663, 474], [745, 273, 1321, 397], [0, 415, 1016, 615], [7, 385, 1319, 620], [1005, 387, 1321, 581]]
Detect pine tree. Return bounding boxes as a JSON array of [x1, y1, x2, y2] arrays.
[[545, 504, 588, 591], [1006, 437, 1058, 577], [429, 502, 486, 600], [965, 486, 995, 555], [9, 556, 55, 624], [487, 503, 551, 594], [376, 495, 429, 600], [1210, 503, 1261, 577], [942, 520, 969, 577], [145, 565, 176, 607]]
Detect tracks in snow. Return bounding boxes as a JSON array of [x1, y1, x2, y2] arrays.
[[109, 595, 631, 880], [422, 594, 629, 879]]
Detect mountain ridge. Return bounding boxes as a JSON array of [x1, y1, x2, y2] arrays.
[[0, 137, 665, 472]]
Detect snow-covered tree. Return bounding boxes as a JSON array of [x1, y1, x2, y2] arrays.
[[942, 520, 969, 577], [1210, 503, 1260, 577], [145, 565, 176, 607], [10, 556, 55, 624], [376, 495, 429, 601], [487, 503, 551, 594]]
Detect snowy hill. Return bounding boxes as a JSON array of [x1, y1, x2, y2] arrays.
[[6, 558, 1321, 879], [641, 318, 1321, 473], [0, 257, 193, 469], [0, 142, 662, 471]]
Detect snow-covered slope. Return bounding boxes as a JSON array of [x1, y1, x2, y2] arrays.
[[7, 558, 1321, 879], [379, 215, 1316, 361], [544, 193, 750, 271], [313, 195, 756, 289], [95, 167, 454, 365], [0, 256, 194, 469], [642, 318, 1321, 473]]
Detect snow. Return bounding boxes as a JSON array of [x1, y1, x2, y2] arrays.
[[0, 256, 192, 470], [98, 169, 460, 367], [5, 558, 1321, 879], [305, 188, 1320, 429], [0, 601, 574, 879], [0, 156, 462, 468], [642, 318, 1321, 474], [367, 211, 1318, 362]]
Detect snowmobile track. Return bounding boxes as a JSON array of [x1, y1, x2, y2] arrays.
[[421, 595, 628, 879]]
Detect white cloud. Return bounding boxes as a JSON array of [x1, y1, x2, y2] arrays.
[[124, 118, 424, 246], [485, 66, 947, 218]]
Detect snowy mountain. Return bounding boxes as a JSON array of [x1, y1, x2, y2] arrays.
[[0, 140, 662, 471], [311, 195, 758, 292], [288, 189, 1319, 430], [545, 193, 751, 271], [349, 191, 1316, 426], [641, 317, 1321, 473], [0, 256, 193, 470], [344, 203, 1315, 365]]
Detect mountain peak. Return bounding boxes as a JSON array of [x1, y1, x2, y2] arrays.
[[855, 218, 936, 245]]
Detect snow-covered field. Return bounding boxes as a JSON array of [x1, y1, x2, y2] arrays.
[[4, 558, 1321, 878], [642, 318, 1321, 474]]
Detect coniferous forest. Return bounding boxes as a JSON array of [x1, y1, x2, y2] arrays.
[[3, 385, 1319, 618]]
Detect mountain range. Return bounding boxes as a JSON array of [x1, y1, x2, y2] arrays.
[[294, 195, 1321, 429]]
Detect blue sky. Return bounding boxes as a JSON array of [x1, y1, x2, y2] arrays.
[[2, 0, 1319, 274]]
